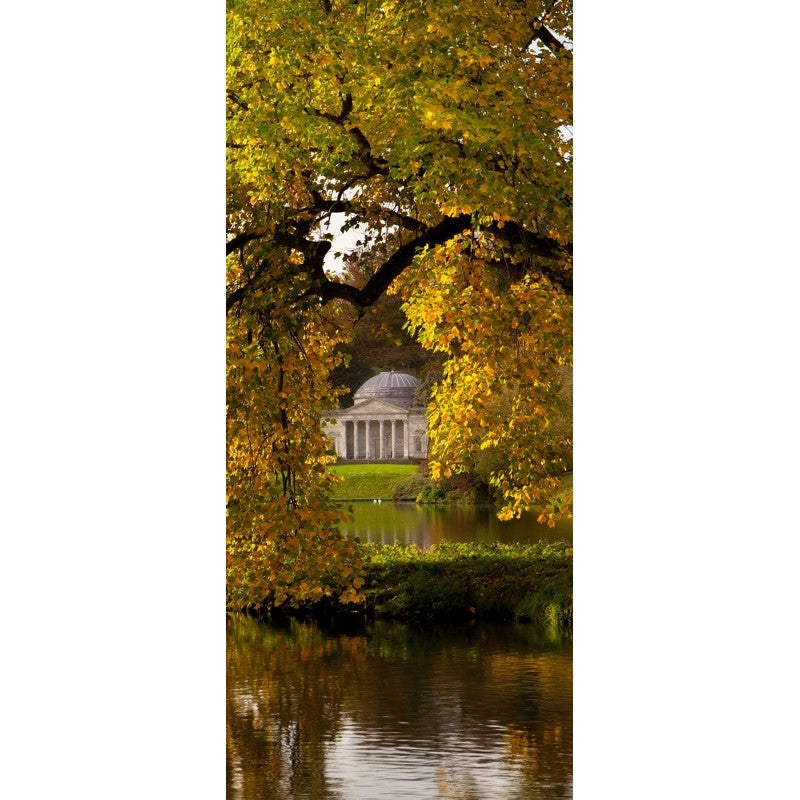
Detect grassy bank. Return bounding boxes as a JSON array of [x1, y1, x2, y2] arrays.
[[247, 541, 572, 632], [328, 463, 417, 500], [363, 542, 572, 629]]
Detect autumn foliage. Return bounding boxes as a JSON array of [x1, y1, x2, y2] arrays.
[[226, 0, 572, 606], [226, 307, 366, 609]]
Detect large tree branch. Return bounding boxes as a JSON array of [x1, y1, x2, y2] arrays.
[[531, 20, 569, 55], [312, 214, 473, 310], [313, 93, 390, 176], [521, 11, 571, 57], [227, 194, 426, 281], [488, 222, 573, 292], [306, 190, 427, 234], [226, 239, 333, 314], [226, 231, 265, 256], [229, 214, 572, 316]]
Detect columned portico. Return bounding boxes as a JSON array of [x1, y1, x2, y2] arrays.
[[320, 371, 429, 463]]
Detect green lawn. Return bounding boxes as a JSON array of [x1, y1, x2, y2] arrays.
[[328, 464, 418, 500]]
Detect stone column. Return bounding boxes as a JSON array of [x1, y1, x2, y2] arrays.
[[379, 420, 385, 460], [358, 420, 365, 459], [403, 417, 409, 459], [391, 420, 397, 460]]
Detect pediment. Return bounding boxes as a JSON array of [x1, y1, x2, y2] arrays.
[[344, 398, 414, 415]]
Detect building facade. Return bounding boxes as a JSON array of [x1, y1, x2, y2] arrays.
[[321, 371, 429, 462]]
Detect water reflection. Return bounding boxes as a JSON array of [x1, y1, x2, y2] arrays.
[[338, 502, 572, 548], [227, 617, 572, 800]]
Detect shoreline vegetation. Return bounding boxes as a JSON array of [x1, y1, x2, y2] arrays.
[[238, 467, 574, 631], [236, 541, 573, 633], [330, 463, 573, 508]]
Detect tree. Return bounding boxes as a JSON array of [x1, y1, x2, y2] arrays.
[[226, 302, 366, 608], [328, 244, 446, 405], [226, 0, 572, 605]]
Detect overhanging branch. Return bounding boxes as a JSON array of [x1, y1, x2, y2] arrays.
[[227, 231, 265, 256], [314, 214, 473, 311], [530, 20, 570, 55], [228, 215, 572, 317], [489, 222, 573, 292]]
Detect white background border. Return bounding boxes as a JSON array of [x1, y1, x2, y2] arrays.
[[2, 2, 223, 796], [2, 1, 799, 797]]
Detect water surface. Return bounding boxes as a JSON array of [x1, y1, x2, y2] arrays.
[[339, 501, 572, 548], [227, 617, 572, 800]]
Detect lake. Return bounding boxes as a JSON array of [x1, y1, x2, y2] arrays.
[[227, 503, 573, 798], [338, 501, 573, 548], [227, 616, 572, 800]]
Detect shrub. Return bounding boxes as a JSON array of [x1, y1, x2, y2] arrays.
[[392, 471, 431, 501]]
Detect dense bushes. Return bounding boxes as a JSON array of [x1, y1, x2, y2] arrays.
[[392, 470, 433, 501], [392, 467, 493, 504], [248, 541, 573, 633], [363, 542, 572, 629]]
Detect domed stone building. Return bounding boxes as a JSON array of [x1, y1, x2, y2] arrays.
[[321, 371, 429, 462]]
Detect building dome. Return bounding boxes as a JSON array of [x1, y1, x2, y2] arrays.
[[353, 370, 421, 407]]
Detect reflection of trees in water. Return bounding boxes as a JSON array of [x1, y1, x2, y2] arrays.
[[501, 653, 573, 798], [227, 618, 367, 800], [227, 618, 572, 800], [435, 763, 483, 800], [341, 502, 572, 548], [353, 624, 573, 800]]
